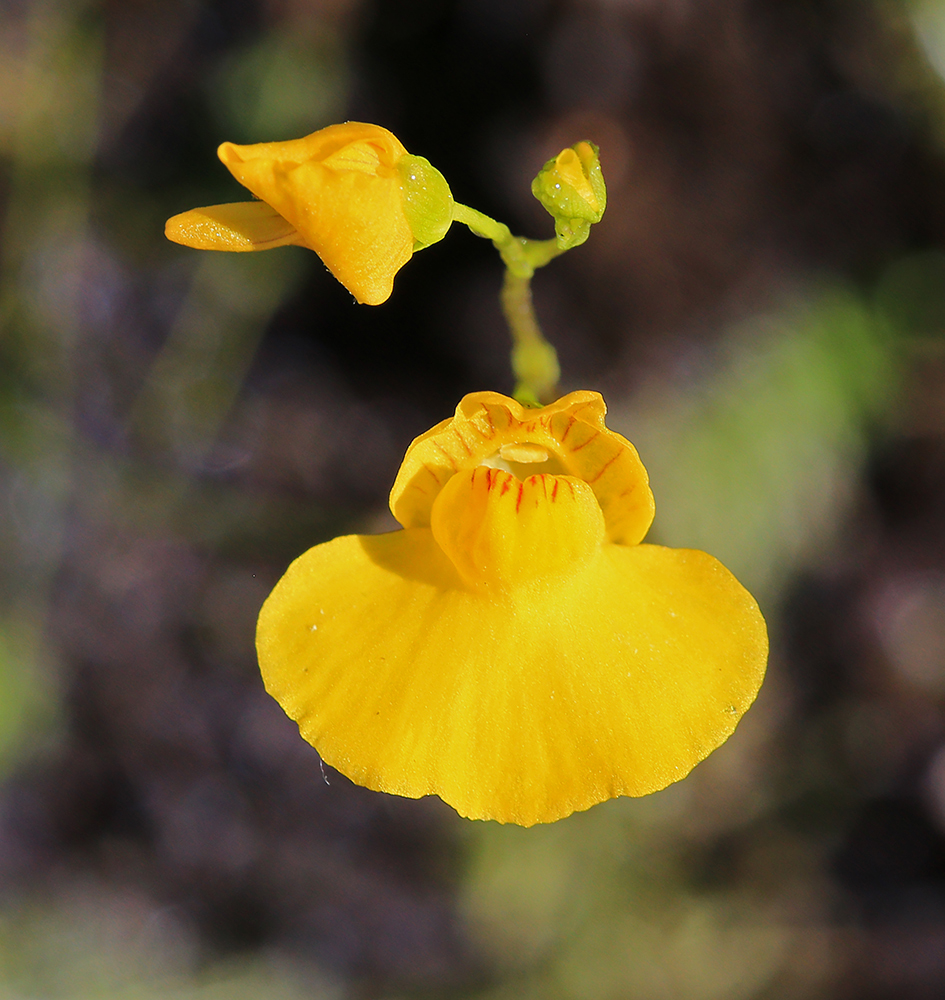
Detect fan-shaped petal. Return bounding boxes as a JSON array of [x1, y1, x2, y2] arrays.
[[257, 529, 767, 826]]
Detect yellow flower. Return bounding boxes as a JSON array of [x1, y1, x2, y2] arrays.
[[165, 122, 453, 305], [256, 391, 768, 826]]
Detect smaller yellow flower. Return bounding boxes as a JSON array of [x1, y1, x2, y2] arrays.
[[257, 391, 768, 826], [165, 122, 453, 305]]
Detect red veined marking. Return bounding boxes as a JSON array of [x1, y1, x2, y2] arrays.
[[487, 405, 508, 433], [410, 483, 428, 494], [617, 485, 636, 498], [432, 440, 459, 470], [551, 479, 560, 502], [571, 401, 596, 420], [558, 415, 577, 443], [423, 464, 442, 484], [516, 482, 524, 513], [570, 429, 600, 452], [540, 475, 548, 499], [587, 449, 621, 484], [469, 417, 494, 440], [564, 479, 576, 497], [452, 428, 473, 455], [500, 476, 512, 496]]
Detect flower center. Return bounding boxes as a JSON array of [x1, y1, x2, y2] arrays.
[[499, 443, 547, 463], [430, 465, 605, 590], [479, 442, 568, 481]]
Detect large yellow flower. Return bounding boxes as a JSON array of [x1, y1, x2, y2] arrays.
[[257, 391, 767, 826], [165, 122, 453, 305]]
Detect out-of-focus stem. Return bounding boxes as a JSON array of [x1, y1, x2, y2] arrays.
[[452, 202, 562, 403], [501, 271, 560, 404]]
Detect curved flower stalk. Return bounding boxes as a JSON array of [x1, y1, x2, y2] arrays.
[[257, 391, 768, 826], [165, 122, 453, 305]]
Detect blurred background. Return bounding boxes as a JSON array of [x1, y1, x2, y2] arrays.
[[2, 0, 945, 997]]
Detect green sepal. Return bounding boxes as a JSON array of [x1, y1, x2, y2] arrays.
[[397, 154, 454, 249]]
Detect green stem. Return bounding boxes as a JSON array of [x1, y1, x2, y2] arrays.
[[501, 271, 560, 405], [452, 202, 562, 403], [450, 202, 509, 246]]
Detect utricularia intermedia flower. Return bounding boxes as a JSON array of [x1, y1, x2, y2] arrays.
[[257, 391, 768, 826], [165, 122, 453, 305]]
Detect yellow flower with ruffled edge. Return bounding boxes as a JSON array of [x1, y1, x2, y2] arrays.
[[257, 390, 767, 826], [165, 122, 453, 305]]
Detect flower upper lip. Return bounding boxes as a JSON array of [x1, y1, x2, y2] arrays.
[[389, 389, 656, 545]]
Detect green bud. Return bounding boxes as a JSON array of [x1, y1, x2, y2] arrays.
[[531, 141, 606, 250], [397, 153, 454, 250]]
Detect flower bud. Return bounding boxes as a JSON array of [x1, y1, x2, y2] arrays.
[[531, 141, 607, 250]]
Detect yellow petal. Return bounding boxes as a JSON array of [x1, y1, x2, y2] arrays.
[[390, 390, 655, 544], [219, 122, 408, 175], [257, 530, 768, 826], [286, 160, 413, 304], [164, 202, 304, 251], [218, 124, 413, 304], [430, 467, 604, 589], [554, 146, 601, 213]]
